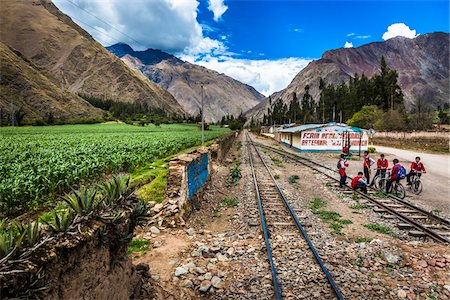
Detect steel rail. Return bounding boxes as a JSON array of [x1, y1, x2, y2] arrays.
[[246, 132, 344, 300], [246, 139, 283, 299], [252, 140, 450, 244], [255, 142, 450, 227]]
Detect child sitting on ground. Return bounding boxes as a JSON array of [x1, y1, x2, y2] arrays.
[[351, 171, 368, 194]]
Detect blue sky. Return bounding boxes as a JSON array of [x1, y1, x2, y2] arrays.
[[197, 0, 449, 59], [53, 0, 449, 95]]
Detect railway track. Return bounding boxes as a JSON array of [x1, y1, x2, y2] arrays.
[[245, 132, 343, 300], [250, 137, 450, 244]]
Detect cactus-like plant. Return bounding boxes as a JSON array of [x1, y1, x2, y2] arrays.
[[100, 175, 131, 205], [63, 188, 97, 215], [41, 209, 74, 233]]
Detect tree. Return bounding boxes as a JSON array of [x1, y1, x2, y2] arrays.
[[347, 105, 383, 129]]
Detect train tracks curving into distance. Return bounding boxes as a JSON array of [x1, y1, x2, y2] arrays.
[[245, 132, 344, 300], [249, 134, 450, 245]]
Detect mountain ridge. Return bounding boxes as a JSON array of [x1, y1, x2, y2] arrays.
[[247, 32, 449, 120], [0, 0, 185, 123], [107, 43, 265, 122]]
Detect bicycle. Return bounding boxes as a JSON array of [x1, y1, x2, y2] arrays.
[[378, 169, 406, 199], [408, 171, 423, 195], [372, 168, 388, 189]]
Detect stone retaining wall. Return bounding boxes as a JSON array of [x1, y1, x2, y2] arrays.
[[150, 134, 236, 227]]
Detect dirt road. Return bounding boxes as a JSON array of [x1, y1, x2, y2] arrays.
[[375, 145, 449, 179]]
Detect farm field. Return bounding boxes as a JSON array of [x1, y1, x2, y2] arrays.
[[0, 123, 229, 217]]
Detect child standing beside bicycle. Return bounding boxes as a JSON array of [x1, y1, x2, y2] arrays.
[[370, 153, 388, 187]]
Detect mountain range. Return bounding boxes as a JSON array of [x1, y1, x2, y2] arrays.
[[107, 43, 265, 123], [247, 32, 449, 120], [0, 0, 184, 123]]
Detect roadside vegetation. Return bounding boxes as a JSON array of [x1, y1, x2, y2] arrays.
[[0, 124, 228, 217], [0, 175, 148, 261]]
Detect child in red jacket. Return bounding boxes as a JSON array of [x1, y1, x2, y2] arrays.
[[351, 172, 367, 194], [406, 156, 426, 185], [338, 153, 349, 188], [370, 154, 388, 186]]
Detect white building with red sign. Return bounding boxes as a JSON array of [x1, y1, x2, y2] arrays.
[[278, 123, 368, 152]]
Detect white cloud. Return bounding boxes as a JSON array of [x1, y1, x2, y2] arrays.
[[53, 0, 204, 52], [208, 0, 228, 21], [382, 23, 418, 40], [346, 33, 355, 37], [355, 35, 371, 39], [53, 0, 311, 97], [180, 54, 312, 96], [344, 41, 353, 48]]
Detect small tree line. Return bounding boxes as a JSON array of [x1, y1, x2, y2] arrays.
[[257, 56, 448, 131]]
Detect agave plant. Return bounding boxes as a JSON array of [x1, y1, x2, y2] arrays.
[[14, 222, 41, 248], [41, 209, 74, 233], [0, 230, 16, 260], [63, 188, 97, 215], [130, 201, 150, 227], [100, 175, 131, 205]]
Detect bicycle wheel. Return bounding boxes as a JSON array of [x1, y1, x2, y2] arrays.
[[394, 183, 406, 199], [378, 178, 386, 191], [412, 180, 423, 195], [372, 175, 381, 189]]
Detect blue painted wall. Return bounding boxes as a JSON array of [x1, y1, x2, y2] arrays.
[[187, 153, 209, 199]]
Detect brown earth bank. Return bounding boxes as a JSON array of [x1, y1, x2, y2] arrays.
[[0, 201, 153, 299], [129, 132, 450, 299]]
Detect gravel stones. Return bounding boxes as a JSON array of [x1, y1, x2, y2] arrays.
[[199, 280, 212, 293], [175, 267, 188, 277], [150, 226, 160, 234]]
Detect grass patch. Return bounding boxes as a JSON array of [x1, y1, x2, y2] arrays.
[[336, 219, 353, 224], [236, 141, 242, 151], [274, 175, 280, 180], [226, 167, 242, 187], [354, 237, 373, 243], [270, 156, 284, 167], [128, 239, 150, 254], [315, 210, 341, 221], [288, 175, 299, 184], [349, 203, 369, 210], [222, 197, 239, 207], [352, 194, 359, 201], [309, 197, 327, 210], [371, 191, 386, 198], [364, 223, 392, 234], [309, 198, 351, 235], [135, 161, 168, 203]]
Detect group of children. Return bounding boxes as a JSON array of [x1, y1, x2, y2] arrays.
[[337, 151, 426, 194]]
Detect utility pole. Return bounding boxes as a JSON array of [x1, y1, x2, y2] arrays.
[[201, 83, 204, 145], [10, 102, 17, 127], [332, 104, 336, 122]]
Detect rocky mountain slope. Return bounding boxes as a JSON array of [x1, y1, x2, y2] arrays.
[[0, 0, 185, 123], [0, 42, 102, 123], [107, 43, 265, 123], [247, 32, 449, 120]]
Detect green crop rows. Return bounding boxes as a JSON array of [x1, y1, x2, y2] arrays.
[[0, 123, 228, 216]]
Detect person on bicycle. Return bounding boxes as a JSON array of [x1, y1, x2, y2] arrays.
[[363, 151, 376, 184], [386, 158, 406, 193], [370, 153, 388, 187], [338, 153, 349, 188], [406, 156, 426, 185], [351, 171, 368, 194]]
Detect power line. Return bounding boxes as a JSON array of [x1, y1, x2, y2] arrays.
[[68, 15, 123, 45], [62, 0, 146, 48]]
